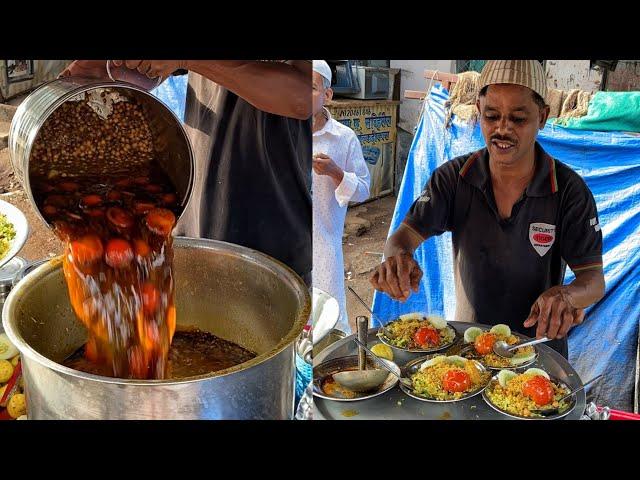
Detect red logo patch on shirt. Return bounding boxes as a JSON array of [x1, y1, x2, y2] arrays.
[[529, 223, 556, 257], [533, 233, 554, 244]]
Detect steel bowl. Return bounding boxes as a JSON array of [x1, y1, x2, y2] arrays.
[[482, 374, 577, 420], [378, 320, 458, 354], [313, 355, 399, 402], [400, 353, 491, 403]]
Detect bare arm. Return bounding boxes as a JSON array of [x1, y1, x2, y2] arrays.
[[185, 60, 311, 120], [524, 267, 605, 339], [383, 223, 425, 258], [62, 60, 312, 120], [564, 268, 606, 308], [370, 224, 426, 301]]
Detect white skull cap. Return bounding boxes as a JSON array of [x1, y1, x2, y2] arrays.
[[313, 60, 332, 83]]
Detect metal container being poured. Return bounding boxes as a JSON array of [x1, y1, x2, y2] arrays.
[[8, 76, 194, 227]]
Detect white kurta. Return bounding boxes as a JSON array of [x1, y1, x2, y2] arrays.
[[313, 109, 371, 333]]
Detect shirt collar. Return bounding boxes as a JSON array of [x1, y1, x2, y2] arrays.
[[313, 107, 341, 137], [459, 142, 558, 197]]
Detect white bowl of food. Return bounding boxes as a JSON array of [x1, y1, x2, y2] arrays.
[[0, 199, 28, 269], [311, 288, 340, 345]]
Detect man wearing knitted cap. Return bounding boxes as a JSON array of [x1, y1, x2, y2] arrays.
[[371, 60, 605, 356], [313, 60, 371, 332]]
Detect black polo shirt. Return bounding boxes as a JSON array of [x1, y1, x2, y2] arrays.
[[174, 71, 312, 283], [403, 142, 603, 357]]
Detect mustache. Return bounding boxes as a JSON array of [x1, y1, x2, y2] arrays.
[[490, 135, 517, 144]]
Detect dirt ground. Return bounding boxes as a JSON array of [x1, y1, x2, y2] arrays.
[[0, 147, 64, 262], [342, 195, 397, 332]]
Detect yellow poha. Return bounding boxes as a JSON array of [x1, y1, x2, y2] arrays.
[[0, 213, 16, 260], [485, 373, 571, 418], [384, 318, 455, 350], [466, 333, 535, 368], [411, 359, 490, 400]]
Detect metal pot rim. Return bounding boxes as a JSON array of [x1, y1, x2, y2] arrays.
[[2, 236, 310, 385]]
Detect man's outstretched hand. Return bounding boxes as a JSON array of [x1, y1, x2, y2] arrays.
[[59, 60, 187, 82], [59, 60, 109, 80], [370, 253, 423, 302], [523, 286, 585, 339], [111, 60, 187, 80]]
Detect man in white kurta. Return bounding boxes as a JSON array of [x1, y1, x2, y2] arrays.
[[312, 60, 371, 333]]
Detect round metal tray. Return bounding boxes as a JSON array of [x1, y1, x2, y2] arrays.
[[482, 374, 577, 420], [399, 354, 491, 403], [313, 322, 586, 420], [377, 321, 458, 354]]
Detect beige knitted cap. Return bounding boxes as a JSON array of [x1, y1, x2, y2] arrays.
[[479, 60, 547, 100]]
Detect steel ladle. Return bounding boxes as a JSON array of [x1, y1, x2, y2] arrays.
[[334, 336, 412, 391], [333, 316, 390, 392]]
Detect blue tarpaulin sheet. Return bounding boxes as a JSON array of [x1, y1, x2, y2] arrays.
[[151, 75, 188, 122], [372, 84, 640, 411]]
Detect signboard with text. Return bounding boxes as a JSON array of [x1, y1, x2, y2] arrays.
[[328, 101, 397, 198]]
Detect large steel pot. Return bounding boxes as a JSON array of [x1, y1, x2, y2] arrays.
[[2, 237, 310, 419], [8, 76, 194, 226]]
